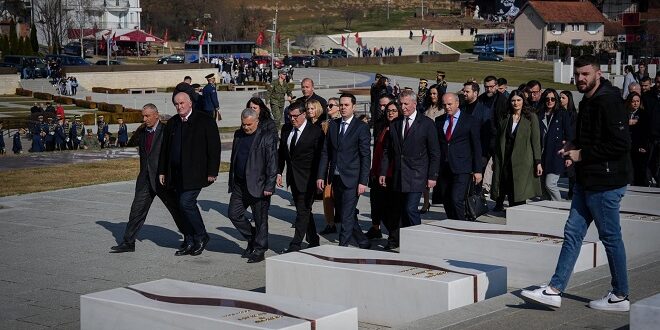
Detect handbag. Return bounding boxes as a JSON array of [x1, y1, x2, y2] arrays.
[[465, 182, 489, 221]]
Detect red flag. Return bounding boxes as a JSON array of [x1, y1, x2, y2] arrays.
[[199, 31, 206, 46], [100, 35, 106, 50], [256, 31, 265, 46], [354, 32, 362, 47], [421, 34, 427, 45], [276, 31, 281, 48], [163, 28, 168, 42], [341, 35, 346, 47]]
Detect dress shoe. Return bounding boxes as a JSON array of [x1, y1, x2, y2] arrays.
[[383, 242, 399, 251], [190, 234, 210, 256], [307, 242, 320, 248], [359, 242, 372, 250], [247, 253, 265, 263], [319, 224, 337, 234], [110, 242, 135, 253], [241, 245, 255, 258], [492, 204, 504, 212], [280, 246, 301, 254], [175, 243, 195, 256], [365, 227, 382, 239]]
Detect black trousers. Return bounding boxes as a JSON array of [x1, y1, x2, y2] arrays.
[[122, 180, 185, 244], [333, 176, 369, 247], [289, 186, 320, 248], [176, 189, 205, 242], [228, 180, 270, 254], [631, 150, 650, 186], [381, 190, 403, 245], [437, 166, 471, 220]]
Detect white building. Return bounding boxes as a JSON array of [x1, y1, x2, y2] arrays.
[[67, 0, 142, 30]]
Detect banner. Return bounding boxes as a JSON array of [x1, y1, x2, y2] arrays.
[[256, 31, 265, 46]]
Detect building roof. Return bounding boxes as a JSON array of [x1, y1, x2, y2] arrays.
[[520, 1, 606, 24]]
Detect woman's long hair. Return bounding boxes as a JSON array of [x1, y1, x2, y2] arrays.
[[246, 97, 272, 121], [507, 89, 533, 120], [560, 90, 577, 113], [424, 84, 441, 109], [540, 88, 561, 113]]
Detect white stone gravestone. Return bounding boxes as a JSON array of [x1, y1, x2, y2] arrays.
[[631, 293, 660, 330], [400, 220, 607, 288], [265, 245, 506, 327], [81, 279, 357, 330]]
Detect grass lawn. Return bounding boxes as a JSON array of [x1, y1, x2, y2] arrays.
[[334, 60, 575, 91], [0, 158, 230, 197], [443, 41, 473, 54]]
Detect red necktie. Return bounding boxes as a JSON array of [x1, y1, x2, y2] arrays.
[[445, 115, 453, 141], [145, 130, 154, 154], [404, 117, 410, 138]]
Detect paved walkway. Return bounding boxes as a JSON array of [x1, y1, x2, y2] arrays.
[[1, 174, 658, 329]]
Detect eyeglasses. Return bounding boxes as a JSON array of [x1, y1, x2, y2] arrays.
[[545, 97, 556, 102], [530, 90, 541, 95], [289, 113, 303, 119], [328, 104, 338, 108]]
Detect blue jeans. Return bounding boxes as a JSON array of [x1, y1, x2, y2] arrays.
[[549, 184, 628, 296]]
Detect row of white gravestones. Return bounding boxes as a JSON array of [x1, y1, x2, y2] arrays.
[[81, 187, 658, 328]]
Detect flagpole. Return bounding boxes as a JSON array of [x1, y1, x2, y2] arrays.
[[107, 31, 110, 66]]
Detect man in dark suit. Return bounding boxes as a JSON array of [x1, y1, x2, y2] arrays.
[[317, 93, 371, 249], [379, 89, 441, 249], [435, 93, 482, 220], [159, 92, 221, 256], [202, 73, 220, 119], [228, 108, 278, 263], [277, 102, 324, 253], [111, 104, 186, 253]]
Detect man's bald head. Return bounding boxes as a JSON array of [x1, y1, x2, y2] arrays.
[[173, 92, 193, 118], [442, 93, 460, 116]]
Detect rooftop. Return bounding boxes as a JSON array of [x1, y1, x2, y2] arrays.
[[520, 1, 607, 24]]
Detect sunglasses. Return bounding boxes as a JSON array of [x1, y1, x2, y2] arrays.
[[545, 97, 556, 102], [328, 104, 338, 108]]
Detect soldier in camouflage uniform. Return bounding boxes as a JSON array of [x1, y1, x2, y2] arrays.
[[97, 115, 109, 149], [63, 117, 72, 149], [266, 69, 293, 129]]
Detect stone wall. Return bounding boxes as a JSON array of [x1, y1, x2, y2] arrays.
[[63, 65, 218, 89], [0, 73, 20, 95]]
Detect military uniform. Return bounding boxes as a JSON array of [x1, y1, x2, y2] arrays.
[[0, 126, 5, 155], [97, 119, 109, 148], [45, 119, 57, 151], [31, 119, 46, 152], [417, 78, 429, 109], [54, 121, 67, 151], [117, 122, 128, 147], [436, 71, 448, 95], [12, 131, 22, 154], [71, 118, 85, 149], [63, 120, 72, 149], [266, 71, 292, 128]]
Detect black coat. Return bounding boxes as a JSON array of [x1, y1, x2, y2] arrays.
[[381, 113, 441, 192], [158, 111, 221, 190], [435, 112, 482, 174], [539, 110, 574, 175], [278, 121, 324, 192], [229, 126, 278, 198]]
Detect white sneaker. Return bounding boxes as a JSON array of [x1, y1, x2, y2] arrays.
[[520, 285, 562, 308], [589, 292, 630, 312]]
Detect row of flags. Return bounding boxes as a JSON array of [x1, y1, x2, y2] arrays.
[[340, 32, 435, 47], [255, 31, 282, 48]]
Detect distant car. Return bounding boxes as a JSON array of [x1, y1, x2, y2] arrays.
[[323, 48, 348, 58], [252, 55, 284, 69], [1, 55, 49, 77], [44, 54, 91, 66], [95, 60, 122, 65], [420, 51, 441, 56], [478, 52, 503, 62], [283, 55, 317, 68], [157, 54, 184, 64], [62, 42, 95, 58]]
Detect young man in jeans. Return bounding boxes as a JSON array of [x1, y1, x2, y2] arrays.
[[521, 55, 632, 312]]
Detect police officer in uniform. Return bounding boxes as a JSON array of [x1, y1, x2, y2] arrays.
[[45, 117, 57, 151], [202, 73, 221, 120], [267, 69, 293, 129], [436, 71, 448, 95], [63, 117, 72, 149], [31, 115, 46, 152], [12, 128, 24, 154], [97, 115, 109, 148], [117, 117, 128, 148], [54, 117, 67, 151], [71, 115, 85, 149], [417, 78, 429, 110]]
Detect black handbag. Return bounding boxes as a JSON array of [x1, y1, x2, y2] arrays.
[[465, 182, 489, 221]]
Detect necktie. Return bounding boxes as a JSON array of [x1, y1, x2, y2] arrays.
[[445, 115, 453, 141], [182, 116, 188, 122], [290, 127, 298, 151], [340, 121, 347, 136], [404, 117, 410, 138]]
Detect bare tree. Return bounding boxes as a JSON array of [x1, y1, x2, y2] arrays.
[[297, 34, 315, 51], [341, 6, 357, 30], [35, 0, 70, 53], [319, 15, 331, 34]]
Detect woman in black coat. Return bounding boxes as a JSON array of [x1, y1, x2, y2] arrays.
[[246, 97, 278, 138], [626, 92, 651, 186], [539, 89, 573, 201]]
